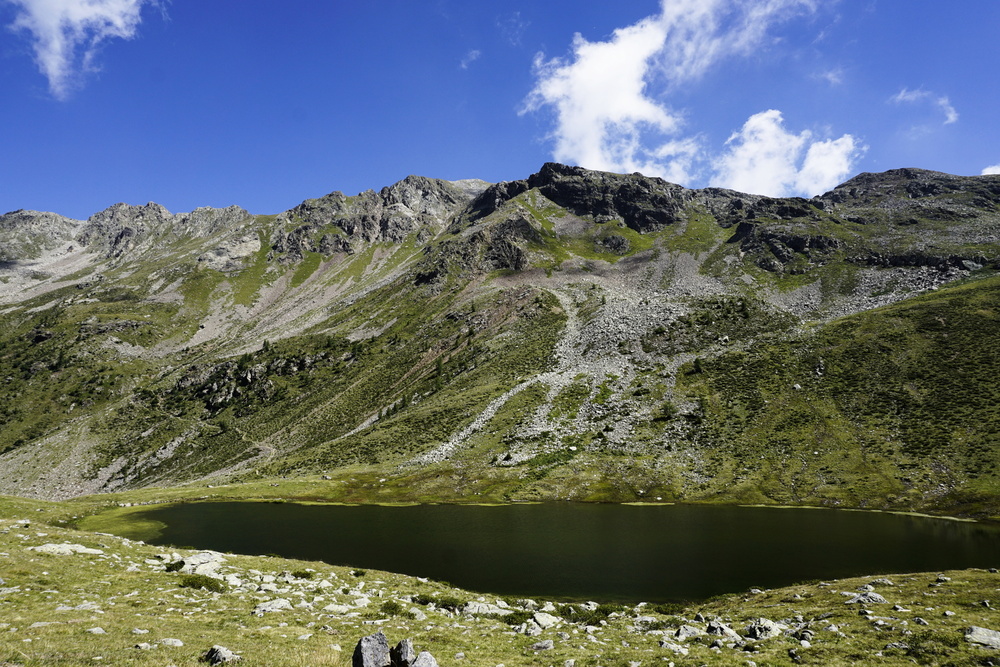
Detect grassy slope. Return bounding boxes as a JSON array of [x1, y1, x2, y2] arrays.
[[675, 274, 1000, 518]]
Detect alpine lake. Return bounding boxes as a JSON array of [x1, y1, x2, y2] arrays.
[[125, 501, 1000, 603]]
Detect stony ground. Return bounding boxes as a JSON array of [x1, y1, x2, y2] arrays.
[[3, 505, 1000, 667]]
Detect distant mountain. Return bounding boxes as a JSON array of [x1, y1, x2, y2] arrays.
[[2, 163, 1000, 517]]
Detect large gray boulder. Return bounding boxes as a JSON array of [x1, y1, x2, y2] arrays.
[[966, 626, 1000, 649], [251, 598, 292, 616], [706, 619, 742, 641], [391, 639, 416, 667], [353, 631, 390, 667], [201, 645, 241, 664], [745, 617, 785, 640], [411, 651, 439, 667]]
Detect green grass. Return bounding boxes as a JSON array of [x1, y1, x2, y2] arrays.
[[290, 250, 323, 288], [675, 274, 1000, 518]]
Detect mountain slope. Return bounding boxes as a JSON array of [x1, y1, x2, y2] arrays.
[[2, 164, 1000, 517]]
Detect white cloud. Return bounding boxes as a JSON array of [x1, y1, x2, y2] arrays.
[[712, 110, 863, 196], [6, 0, 154, 99], [983, 165, 1000, 176], [521, 0, 860, 194], [460, 49, 481, 70], [890, 87, 958, 125], [815, 67, 843, 86]]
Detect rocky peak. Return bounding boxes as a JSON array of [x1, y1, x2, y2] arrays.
[[468, 162, 694, 232], [78, 202, 174, 258], [276, 175, 480, 260], [0, 209, 82, 260]]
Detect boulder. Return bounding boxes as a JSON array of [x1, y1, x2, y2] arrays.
[[533, 611, 560, 629], [201, 645, 242, 664], [463, 601, 511, 616], [391, 639, 416, 667], [252, 598, 293, 616], [706, 619, 742, 641], [531, 639, 554, 651], [412, 651, 439, 667], [674, 624, 704, 641], [180, 551, 227, 575], [28, 543, 103, 556], [657, 640, 689, 656], [744, 618, 785, 640], [844, 592, 888, 604], [966, 626, 1000, 649], [352, 631, 390, 667]]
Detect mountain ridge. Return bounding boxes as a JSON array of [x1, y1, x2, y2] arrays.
[[1, 164, 1000, 519]]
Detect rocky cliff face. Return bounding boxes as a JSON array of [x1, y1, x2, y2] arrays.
[[2, 164, 1000, 515]]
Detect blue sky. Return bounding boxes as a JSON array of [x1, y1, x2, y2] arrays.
[[1, 0, 998, 220]]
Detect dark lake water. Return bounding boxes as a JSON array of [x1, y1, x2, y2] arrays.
[[137, 501, 1000, 603]]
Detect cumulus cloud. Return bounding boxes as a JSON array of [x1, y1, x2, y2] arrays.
[[890, 87, 958, 125], [983, 165, 1000, 176], [5, 0, 154, 99], [522, 0, 862, 196], [712, 110, 863, 196]]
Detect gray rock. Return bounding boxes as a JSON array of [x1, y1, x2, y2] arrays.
[[179, 551, 227, 575], [412, 651, 439, 667], [86, 627, 106, 634], [252, 598, 293, 616], [463, 601, 511, 616], [744, 618, 785, 640], [531, 639, 554, 651], [520, 620, 543, 636], [161, 638, 184, 647], [706, 620, 742, 641], [134, 642, 153, 650], [28, 543, 103, 556], [966, 626, 1000, 649], [658, 640, 689, 655], [392, 639, 416, 667], [844, 592, 888, 604], [353, 631, 390, 667], [533, 611, 560, 629], [202, 645, 242, 664], [674, 624, 704, 641]]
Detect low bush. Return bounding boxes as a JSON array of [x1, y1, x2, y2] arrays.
[[178, 574, 226, 593]]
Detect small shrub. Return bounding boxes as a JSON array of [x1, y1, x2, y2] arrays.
[[179, 574, 226, 593], [379, 600, 404, 616], [351, 569, 366, 577], [290, 569, 314, 580], [649, 601, 687, 616], [501, 610, 533, 626], [164, 561, 184, 572], [411, 593, 462, 612]]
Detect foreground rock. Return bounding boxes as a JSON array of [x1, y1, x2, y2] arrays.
[[966, 626, 1000, 649], [201, 645, 242, 664], [353, 632, 437, 667]]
